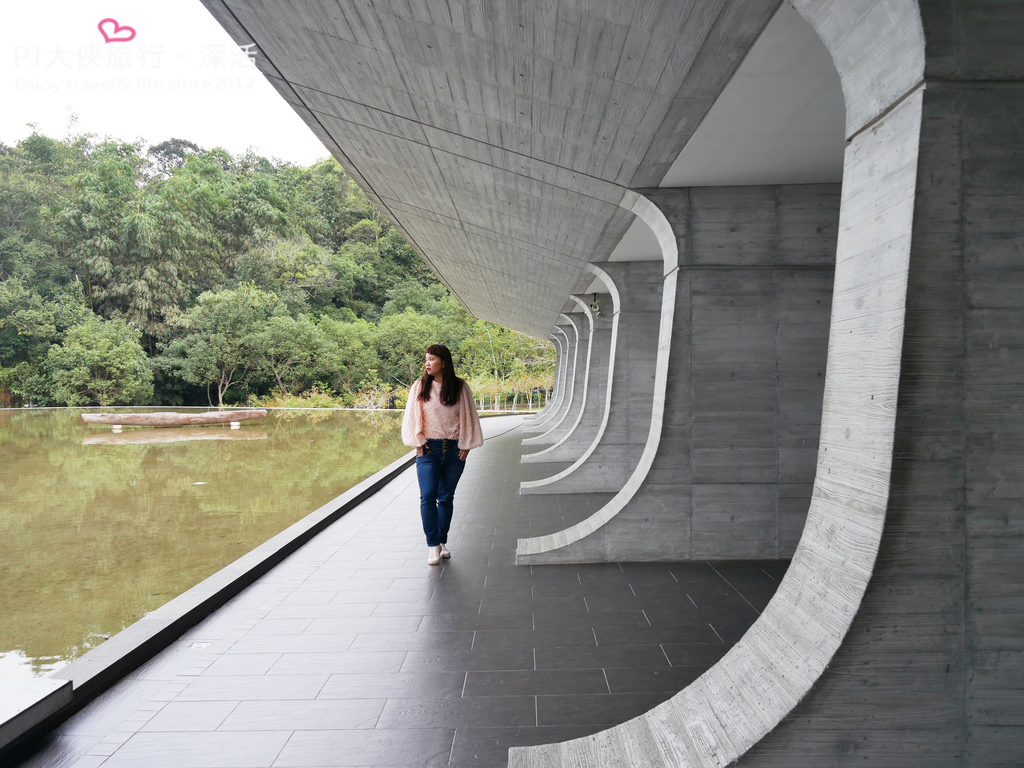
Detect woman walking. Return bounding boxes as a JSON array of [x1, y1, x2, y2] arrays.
[[401, 344, 483, 565]]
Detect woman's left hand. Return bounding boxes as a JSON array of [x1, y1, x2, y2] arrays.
[[459, 449, 469, 462]]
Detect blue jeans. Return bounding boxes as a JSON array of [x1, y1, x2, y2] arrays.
[[416, 439, 466, 546]]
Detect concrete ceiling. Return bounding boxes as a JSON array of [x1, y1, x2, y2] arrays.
[[200, 0, 842, 336], [604, 3, 844, 265], [661, 2, 844, 187]]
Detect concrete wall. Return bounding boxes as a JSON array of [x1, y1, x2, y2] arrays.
[[520, 184, 838, 559], [515, 1, 1024, 765], [655, 184, 837, 558], [731, 3, 1024, 763]]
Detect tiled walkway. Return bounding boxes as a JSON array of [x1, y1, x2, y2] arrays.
[[19, 416, 787, 768]]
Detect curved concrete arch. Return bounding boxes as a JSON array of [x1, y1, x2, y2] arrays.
[[522, 313, 582, 444], [522, 321, 573, 434], [524, 327, 568, 429], [521, 334, 559, 422], [518, 191, 679, 556], [510, 1, 926, 765], [520, 267, 619, 481], [522, 299, 594, 451], [525, 332, 564, 425], [522, 296, 595, 460], [520, 268, 614, 468]]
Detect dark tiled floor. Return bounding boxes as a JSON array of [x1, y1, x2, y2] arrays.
[[18, 416, 788, 768]]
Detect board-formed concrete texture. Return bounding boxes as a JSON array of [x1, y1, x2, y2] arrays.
[[200, 0, 1024, 764], [518, 184, 836, 559]]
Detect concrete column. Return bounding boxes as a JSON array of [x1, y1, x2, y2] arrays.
[[521, 261, 662, 493], [732, 10, 1024, 766], [522, 294, 613, 464], [523, 309, 590, 447], [519, 184, 838, 558]]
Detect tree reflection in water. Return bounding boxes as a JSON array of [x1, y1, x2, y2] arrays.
[[0, 408, 408, 677]]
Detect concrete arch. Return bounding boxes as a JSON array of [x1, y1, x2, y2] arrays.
[[522, 313, 582, 444], [524, 334, 560, 421], [517, 191, 678, 557], [510, 0, 926, 764], [524, 326, 568, 428], [521, 296, 595, 460], [520, 265, 620, 478]]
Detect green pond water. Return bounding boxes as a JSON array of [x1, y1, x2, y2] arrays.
[[0, 408, 409, 679]]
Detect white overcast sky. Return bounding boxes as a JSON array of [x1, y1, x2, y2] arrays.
[[0, 1, 331, 166]]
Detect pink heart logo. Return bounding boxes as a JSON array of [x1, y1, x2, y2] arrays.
[[97, 18, 136, 43]]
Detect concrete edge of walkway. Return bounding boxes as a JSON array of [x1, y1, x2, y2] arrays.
[[0, 449, 417, 762]]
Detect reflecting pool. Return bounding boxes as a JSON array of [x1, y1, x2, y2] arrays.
[[0, 408, 409, 679]]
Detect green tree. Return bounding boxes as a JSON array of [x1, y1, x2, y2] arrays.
[[377, 227, 435, 287], [159, 284, 282, 406], [317, 317, 376, 393], [236, 236, 337, 312], [381, 278, 449, 317], [373, 309, 464, 386], [47, 317, 153, 406], [59, 141, 209, 345], [250, 314, 327, 395], [0, 129, 556, 407], [460, 320, 555, 380], [0, 278, 90, 405], [146, 138, 203, 178]]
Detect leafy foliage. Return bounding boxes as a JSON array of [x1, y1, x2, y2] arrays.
[[1, 130, 555, 408], [46, 317, 153, 406]]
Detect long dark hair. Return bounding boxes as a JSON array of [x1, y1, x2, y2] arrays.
[[418, 343, 463, 406]]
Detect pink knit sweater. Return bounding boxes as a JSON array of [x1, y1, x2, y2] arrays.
[[401, 378, 484, 450]]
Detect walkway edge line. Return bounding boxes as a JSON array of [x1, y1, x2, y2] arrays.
[[0, 449, 417, 761]]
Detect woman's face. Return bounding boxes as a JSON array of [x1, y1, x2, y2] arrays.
[[424, 353, 444, 378]]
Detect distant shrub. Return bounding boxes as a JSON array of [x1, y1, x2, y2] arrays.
[[250, 387, 351, 409]]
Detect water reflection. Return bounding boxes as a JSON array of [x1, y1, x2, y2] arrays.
[[0, 408, 409, 678], [82, 427, 268, 445]]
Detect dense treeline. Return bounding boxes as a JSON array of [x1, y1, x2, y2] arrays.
[[0, 132, 554, 409]]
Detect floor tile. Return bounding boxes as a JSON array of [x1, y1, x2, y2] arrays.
[[219, 699, 384, 730], [174, 675, 328, 702], [16, 419, 787, 768], [471, 627, 597, 652], [201, 653, 281, 676], [465, 669, 608, 696], [267, 651, 406, 676], [347, 630, 474, 652], [139, 701, 239, 732], [535, 644, 670, 670], [536, 692, 674, 726], [376, 696, 536, 729], [226, 633, 357, 655], [318, 672, 466, 700], [272, 728, 454, 767], [101, 731, 291, 767]]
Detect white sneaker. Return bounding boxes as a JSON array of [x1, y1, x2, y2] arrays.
[[439, 543, 451, 559], [427, 545, 441, 565]]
